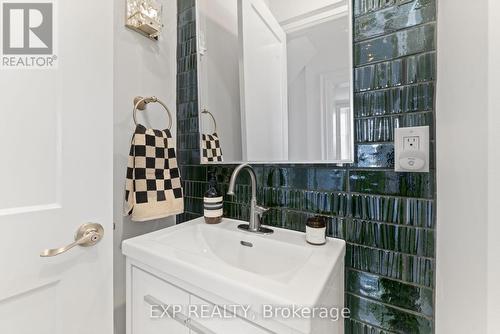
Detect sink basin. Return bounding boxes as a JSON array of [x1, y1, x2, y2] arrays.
[[154, 222, 313, 281], [123, 217, 346, 333]]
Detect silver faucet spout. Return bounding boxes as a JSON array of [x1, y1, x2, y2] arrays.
[[227, 164, 273, 234], [227, 163, 256, 198]]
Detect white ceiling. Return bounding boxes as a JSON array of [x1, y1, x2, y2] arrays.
[[267, 0, 345, 23]]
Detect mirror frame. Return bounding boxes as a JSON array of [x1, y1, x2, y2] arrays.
[[195, 0, 354, 165]]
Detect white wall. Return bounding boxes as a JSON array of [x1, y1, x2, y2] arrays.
[[436, 0, 500, 332], [113, 1, 177, 333], [488, 0, 500, 332]]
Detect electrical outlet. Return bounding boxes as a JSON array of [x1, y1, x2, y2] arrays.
[[395, 126, 429, 172], [403, 136, 420, 151]]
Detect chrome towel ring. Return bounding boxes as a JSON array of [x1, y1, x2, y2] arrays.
[[201, 109, 217, 133], [133, 96, 173, 130]]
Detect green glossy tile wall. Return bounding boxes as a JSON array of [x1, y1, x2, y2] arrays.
[[176, 0, 436, 332]]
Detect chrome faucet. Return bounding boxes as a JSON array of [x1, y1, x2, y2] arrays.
[[227, 164, 273, 234]]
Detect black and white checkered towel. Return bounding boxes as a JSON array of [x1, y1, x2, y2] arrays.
[[124, 125, 184, 221], [201, 133, 223, 163]]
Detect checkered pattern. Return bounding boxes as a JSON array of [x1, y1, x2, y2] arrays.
[[124, 125, 184, 220], [201, 133, 223, 163]]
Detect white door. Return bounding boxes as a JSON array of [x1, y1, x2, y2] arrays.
[[238, 0, 288, 161], [0, 0, 113, 333]]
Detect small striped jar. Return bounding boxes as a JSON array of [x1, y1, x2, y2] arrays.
[[204, 196, 223, 224]]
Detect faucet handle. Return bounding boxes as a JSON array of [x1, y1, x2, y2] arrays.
[[254, 205, 270, 215], [254, 205, 270, 226]]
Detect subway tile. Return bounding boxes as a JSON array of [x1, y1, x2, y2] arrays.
[[354, 24, 436, 66], [417, 258, 435, 287], [288, 189, 349, 216], [177, 211, 202, 224], [346, 294, 433, 333], [182, 180, 206, 199], [177, 53, 197, 73], [356, 143, 395, 168], [228, 183, 253, 204], [261, 167, 347, 192], [177, 116, 199, 133], [276, 209, 307, 232], [177, 149, 201, 165], [345, 219, 434, 257], [346, 269, 433, 316], [406, 52, 436, 84], [346, 244, 403, 281], [180, 165, 206, 182], [346, 244, 434, 287], [354, 0, 396, 17], [177, 101, 198, 120], [178, 21, 197, 42], [350, 194, 434, 228], [349, 170, 434, 198], [177, 133, 200, 150], [223, 201, 250, 221], [177, 0, 195, 13], [328, 217, 346, 239], [345, 318, 394, 334], [260, 207, 346, 238], [260, 187, 286, 207], [354, 83, 434, 117], [355, 58, 403, 91], [404, 254, 434, 287], [177, 84, 198, 103], [259, 187, 349, 217], [314, 168, 349, 191], [177, 37, 197, 59], [355, 0, 436, 41], [177, 70, 198, 89], [208, 165, 239, 184], [261, 207, 285, 228], [178, 6, 196, 25], [354, 53, 435, 92], [355, 111, 433, 143], [184, 196, 203, 215]]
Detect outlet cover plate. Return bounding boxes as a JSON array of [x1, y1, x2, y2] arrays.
[[395, 126, 429, 172]]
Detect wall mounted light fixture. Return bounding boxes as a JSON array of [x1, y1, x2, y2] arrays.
[[125, 0, 163, 40]]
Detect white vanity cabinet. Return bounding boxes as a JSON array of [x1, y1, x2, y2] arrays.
[[131, 267, 191, 334], [123, 218, 346, 334], [128, 264, 274, 334]]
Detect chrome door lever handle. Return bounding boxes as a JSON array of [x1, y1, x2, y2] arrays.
[[40, 223, 104, 257]]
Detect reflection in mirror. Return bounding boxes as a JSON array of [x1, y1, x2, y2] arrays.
[[198, 0, 353, 164]]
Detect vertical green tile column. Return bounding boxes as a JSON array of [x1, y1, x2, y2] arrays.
[[176, 0, 437, 332]]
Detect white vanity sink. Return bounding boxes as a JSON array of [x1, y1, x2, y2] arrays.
[[152, 220, 318, 281], [123, 217, 346, 334]]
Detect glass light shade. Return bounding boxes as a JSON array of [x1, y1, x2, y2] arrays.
[[126, 0, 163, 40]]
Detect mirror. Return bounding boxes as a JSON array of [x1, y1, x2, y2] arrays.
[[197, 0, 353, 164]]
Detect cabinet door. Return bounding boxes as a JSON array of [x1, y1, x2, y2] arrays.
[[131, 267, 190, 334], [189, 295, 273, 334]]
